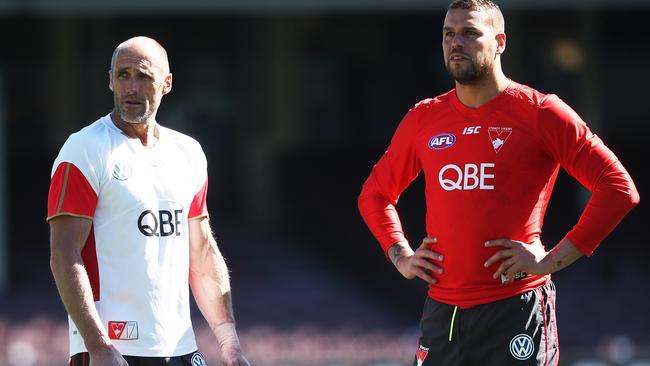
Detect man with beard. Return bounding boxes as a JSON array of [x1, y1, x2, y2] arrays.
[[358, 1, 639, 365], [48, 36, 251, 366]]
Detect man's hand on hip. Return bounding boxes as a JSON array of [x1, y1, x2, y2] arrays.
[[484, 238, 549, 284], [389, 237, 444, 284]]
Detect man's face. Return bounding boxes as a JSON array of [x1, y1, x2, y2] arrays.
[[109, 48, 170, 124], [442, 8, 499, 85]]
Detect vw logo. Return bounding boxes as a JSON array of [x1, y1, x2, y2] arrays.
[[191, 352, 207, 366], [111, 160, 132, 181], [509, 334, 534, 360]]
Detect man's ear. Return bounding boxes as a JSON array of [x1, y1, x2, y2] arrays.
[[162, 73, 173, 95], [496, 33, 506, 54], [108, 70, 114, 92]]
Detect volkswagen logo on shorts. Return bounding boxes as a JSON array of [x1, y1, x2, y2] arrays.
[[428, 133, 456, 150], [509, 334, 534, 360], [191, 352, 207, 366]]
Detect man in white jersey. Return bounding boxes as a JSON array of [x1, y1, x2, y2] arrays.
[[47, 36, 251, 366]]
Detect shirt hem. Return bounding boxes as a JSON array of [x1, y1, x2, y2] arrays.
[[427, 275, 550, 309]]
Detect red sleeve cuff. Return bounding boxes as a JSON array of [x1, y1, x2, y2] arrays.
[[47, 162, 97, 221], [189, 178, 209, 220], [358, 192, 407, 260], [564, 178, 639, 257]]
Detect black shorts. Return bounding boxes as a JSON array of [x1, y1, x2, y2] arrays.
[[414, 281, 559, 366], [69, 350, 207, 366]]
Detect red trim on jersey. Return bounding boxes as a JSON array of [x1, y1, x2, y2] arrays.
[[83, 224, 100, 301], [47, 163, 97, 220], [48, 163, 100, 300], [189, 178, 209, 219]]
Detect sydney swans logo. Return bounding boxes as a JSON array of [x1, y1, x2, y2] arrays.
[[487, 127, 512, 154]]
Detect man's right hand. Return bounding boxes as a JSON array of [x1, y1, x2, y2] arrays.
[[389, 237, 443, 284], [89, 345, 129, 366]]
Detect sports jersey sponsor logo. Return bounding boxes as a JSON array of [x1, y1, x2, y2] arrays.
[[191, 352, 207, 366], [138, 209, 184, 237], [428, 133, 456, 150], [462, 126, 481, 135], [487, 127, 512, 154], [510, 334, 534, 360], [108, 321, 138, 340], [111, 160, 133, 181], [438, 163, 495, 191], [416, 344, 429, 366], [500, 271, 528, 283]]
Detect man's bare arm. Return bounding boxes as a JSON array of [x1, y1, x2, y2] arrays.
[[484, 237, 584, 283], [49, 216, 126, 365], [188, 217, 250, 366]]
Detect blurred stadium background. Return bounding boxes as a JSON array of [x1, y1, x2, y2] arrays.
[[0, 0, 648, 365]]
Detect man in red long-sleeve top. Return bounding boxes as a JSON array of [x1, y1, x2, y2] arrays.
[[358, 1, 639, 365]]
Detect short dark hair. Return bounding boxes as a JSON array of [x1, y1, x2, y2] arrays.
[[447, 0, 505, 33]]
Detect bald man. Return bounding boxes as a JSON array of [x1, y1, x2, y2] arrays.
[[48, 36, 251, 366]]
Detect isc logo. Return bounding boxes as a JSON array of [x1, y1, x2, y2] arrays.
[[438, 163, 495, 191], [428, 133, 456, 150], [462, 126, 481, 135]]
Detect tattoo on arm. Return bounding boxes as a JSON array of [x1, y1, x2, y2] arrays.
[[554, 252, 570, 270], [389, 245, 403, 267], [544, 238, 584, 275]]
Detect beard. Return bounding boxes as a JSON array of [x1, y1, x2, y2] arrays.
[[113, 94, 155, 124], [445, 55, 491, 85]]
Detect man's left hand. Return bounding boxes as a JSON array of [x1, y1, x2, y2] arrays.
[[484, 239, 549, 284], [222, 347, 252, 366]]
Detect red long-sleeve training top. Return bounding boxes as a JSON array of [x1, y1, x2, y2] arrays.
[[358, 81, 639, 308]]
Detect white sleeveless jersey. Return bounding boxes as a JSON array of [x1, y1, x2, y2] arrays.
[[48, 114, 208, 357]]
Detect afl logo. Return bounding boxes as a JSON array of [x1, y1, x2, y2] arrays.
[[111, 160, 132, 181], [509, 334, 534, 360], [191, 352, 207, 366], [428, 133, 456, 150]]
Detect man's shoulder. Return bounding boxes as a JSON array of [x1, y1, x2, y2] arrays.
[[53, 115, 114, 175], [412, 89, 455, 111], [62, 114, 113, 151], [159, 125, 205, 163], [504, 81, 559, 109], [159, 125, 202, 148]]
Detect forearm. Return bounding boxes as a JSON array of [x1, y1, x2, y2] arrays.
[[540, 237, 584, 275], [190, 237, 235, 328], [387, 241, 413, 267], [50, 253, 110, 351], [358, 192, 408, 257], [190, 235, 243, 354]]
